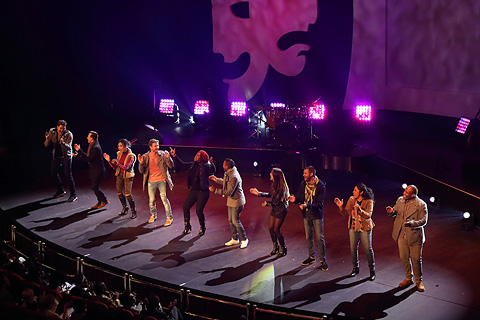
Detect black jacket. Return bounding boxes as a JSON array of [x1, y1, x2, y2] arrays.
[[77, 140, 106, 179], [293, 179, 326, 219]]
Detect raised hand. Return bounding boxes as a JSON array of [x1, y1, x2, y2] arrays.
[[287, 195, 295, 202], [74, 144, 80, 151], [138, 154, 144, 164], [386, 206, 394, 214], [169, 147, 176, 157], [250, 188, 259, 196], [103, 153, 110, 162], [334, 197, 343, 208]]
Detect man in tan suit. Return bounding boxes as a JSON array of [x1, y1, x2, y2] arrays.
[[387, 185, 428, 292]]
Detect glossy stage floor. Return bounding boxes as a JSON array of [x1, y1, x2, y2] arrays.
[[1, 159, 479, 320]]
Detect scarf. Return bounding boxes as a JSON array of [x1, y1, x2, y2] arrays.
[[304, 176, 319, 204]]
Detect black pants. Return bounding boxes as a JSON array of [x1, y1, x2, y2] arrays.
[[183, 189, 210, 228], [90, 171, 107, 203], [51, 157, 76, 195]]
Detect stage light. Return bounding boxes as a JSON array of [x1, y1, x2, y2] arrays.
[[270, 103, 286, 108], [194, 100, 210, 115], [462, 212, 475, 231], [355, 104, 372, 121], [402, 183, 407, 189], [159, 99, 175, 113], [309, 103, 325, 120], [253, 161, 258, 167], [230, 101, 247, 116], [189, 116, 195, 124], [455, 117, 470, 134], [429, 196, 435, 203]]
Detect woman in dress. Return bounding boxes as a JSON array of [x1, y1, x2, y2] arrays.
[[250, 167, 290, 257]]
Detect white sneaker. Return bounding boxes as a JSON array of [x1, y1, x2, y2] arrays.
[[240, 239, 249, 249], [225, 239, 239, 246]]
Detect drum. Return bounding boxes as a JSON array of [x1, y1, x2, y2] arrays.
[[266, 108, 285, 129], [274, 122, 299, 147], [286, 105, 308, 122]]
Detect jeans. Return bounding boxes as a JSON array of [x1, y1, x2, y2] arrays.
[[183, 189, 209, 228], [349, 229, 375, 270], [51, 157, 76, 195], [148, 181, 172, 218], [228, 205, 247, 241], [398, 236, 423, 282], [303, 216, 326, 261]]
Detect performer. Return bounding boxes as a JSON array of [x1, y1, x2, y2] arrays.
[[209, 158, 248, 249], [334, 183, 375, 280], [44, 120, 77, 202], [170, 148, 215, 236], [250, 167, 289, 257], [74, 131, 108, 209], [386, 185, 428, 292], [138, 139, 174, 226], [289, 166, 328, 271], [103, 139, 137, 219]]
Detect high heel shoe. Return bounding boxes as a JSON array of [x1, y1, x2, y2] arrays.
[[182, 223, 192, 235], [277, 246, 287, 257], [350, 267, 360, 277], [270, 243, 279, 256], [369, 270, 376, 281], [119, 206, 129, 216], [198, 227, 206, 236]]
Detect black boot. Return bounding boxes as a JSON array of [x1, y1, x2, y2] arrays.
[[198, 225, 206, 236], [350, 267, 360, 277], [119, 195, 128, 216], [128, 197, 136, 219], [369, 269, 376, 281], [182, 222, 192, 235], [270, 243, 279, 256], [277, 246, 287, 257]]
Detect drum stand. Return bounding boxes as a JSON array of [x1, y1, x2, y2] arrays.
[[247, 110, 265, 140], [309, 120, 318, 140]]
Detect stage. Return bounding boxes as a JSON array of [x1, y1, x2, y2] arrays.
[[1, 160, 479, 320]]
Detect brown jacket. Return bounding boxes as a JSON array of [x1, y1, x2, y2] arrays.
[[338, 196, 375, 232]]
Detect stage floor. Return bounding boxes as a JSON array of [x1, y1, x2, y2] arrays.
[[1, 167, 479, 320]]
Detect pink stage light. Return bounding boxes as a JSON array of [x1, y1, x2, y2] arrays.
[[159, 99, 175, 113], [355, 105, 372, 121], [455, 117, 470, 134], [270, 103, 286, 108], [230, 101, 247, 116], [194, 100, 210, 115], [309, 103, 325, 120]]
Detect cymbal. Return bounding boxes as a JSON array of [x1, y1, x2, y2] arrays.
[[252, 105, 272, 111]]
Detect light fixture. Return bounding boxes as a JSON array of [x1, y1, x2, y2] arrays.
[[159, 99, 175, 113], [455, 117, 470, 134], [355, 104, 372, 121], [194, 100, 210, 115], [309, 103, 325, 120], [230, 101, 247, 116]]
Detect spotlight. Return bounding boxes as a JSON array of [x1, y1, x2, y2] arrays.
[[429, 196, 435, 203], [402, 183, 407, 189], [270, 103, 286, 108], [194, 100, 210, 115], [189, 116, 195, 124], [462, 212, 475, 231], [159, 99, 175, 113], [455, 117, 470, 134], [253, 161, 258, 167], [309, 103, 325, 120], [230, 101, 247, 116], [355, 104, 372, 121]]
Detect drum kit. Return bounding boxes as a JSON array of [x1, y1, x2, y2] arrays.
[[251, 104, 312, 147]]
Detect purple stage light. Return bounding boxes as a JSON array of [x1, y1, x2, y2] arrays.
[[309, 103, 325, 120], [455, 117, 470, 134], [230, 101, 247, 116], [159, 99, 175, 113], [355, 105, 372, 121], [270, 103, 286, 108], [194, 100, 210, 115]]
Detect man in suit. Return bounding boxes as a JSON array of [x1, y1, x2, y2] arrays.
[[209, 158, 248, 248], [387, 185, 428, 292], [74, 131, 108, 209], [138, 139, 174, 225]]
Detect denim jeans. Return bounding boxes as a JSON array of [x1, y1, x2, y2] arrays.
[[349, 229, 375, 270], [303, 216, 325, 261], [148, 181, 172, 218], [398, 236, 423, 282], [228, 205, 247, 241], [51, 157, 76, 195]]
